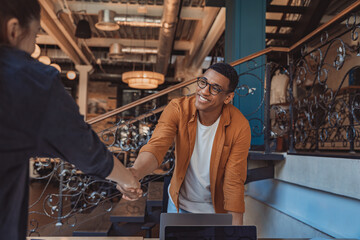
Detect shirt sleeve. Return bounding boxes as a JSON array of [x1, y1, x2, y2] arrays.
[[37, 76, 113, 179], [223, 120, 251, 213], [139, 100, 180, 165]]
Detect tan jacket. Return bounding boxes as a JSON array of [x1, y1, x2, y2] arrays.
[[140, 96, 251, 213]]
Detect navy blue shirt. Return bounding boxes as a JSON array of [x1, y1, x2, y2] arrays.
[[0, 46, 114, 239]]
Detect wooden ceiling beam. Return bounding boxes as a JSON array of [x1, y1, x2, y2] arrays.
[[39, 0, 91, 65], [184, 7, 220, 68], [266, 33, 292, 40], [192, 8, 226, 69], [267, 5, 307, 14], [266, 19, 297, 28], [289, 0, 333, 44]]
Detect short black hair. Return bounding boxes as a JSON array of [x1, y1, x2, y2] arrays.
[[208, 62, 239, 92]]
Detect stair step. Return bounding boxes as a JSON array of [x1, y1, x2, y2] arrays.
[[146, 181, 164, 214], [110, 197, 146, 223], [72, 203, 113, 236]]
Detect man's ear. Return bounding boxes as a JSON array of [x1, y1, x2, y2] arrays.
[[224, 92, 235, 104], [7, 18, 21, 46]]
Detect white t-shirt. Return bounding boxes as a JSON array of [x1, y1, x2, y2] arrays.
[[178, 115, 221, 213]]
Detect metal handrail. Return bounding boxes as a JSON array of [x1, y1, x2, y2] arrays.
[[87, 78, 198, 124], [87, 0, 360, 125]]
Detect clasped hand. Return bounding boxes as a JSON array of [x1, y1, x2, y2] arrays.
[[116, 168, 143, 201]]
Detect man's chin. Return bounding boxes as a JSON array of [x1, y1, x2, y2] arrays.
[[195, 101, 209, 112]]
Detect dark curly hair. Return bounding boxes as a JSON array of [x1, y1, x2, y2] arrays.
[[208, 62, 239, 92]]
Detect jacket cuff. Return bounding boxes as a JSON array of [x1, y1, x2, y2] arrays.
[[224, 193, 245, 213]]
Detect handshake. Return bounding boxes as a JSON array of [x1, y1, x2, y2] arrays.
[[106, 156, 144, 201], [107, 153, 158, 201], [116, 167, 143, 201]]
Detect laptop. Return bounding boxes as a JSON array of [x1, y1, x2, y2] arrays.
[[165, 225, 257, 240], [159, 213, 233, 240]]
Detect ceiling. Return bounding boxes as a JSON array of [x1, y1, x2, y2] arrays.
[[35, 0, 357, 87]]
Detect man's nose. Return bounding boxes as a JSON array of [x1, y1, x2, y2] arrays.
[[201, 83, 211, 95]]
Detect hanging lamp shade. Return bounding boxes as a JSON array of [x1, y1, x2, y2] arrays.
[[31, 44, 41, 59], [109, 43, 124, 59], [95, 10, 119, 31], [122, 71, 164, 89], [75, 19, 92, 39], [66, 70, 77, 80], [38, 56, 51, 65], [50, 63, 61, 73]]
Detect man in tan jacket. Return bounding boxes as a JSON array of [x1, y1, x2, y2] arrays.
[[128, 63, 251, 225]]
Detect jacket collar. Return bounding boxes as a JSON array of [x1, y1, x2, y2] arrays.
[[220, 103, 231, 127], [0, 45, 31, 58]]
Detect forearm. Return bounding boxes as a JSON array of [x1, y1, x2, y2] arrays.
[[130, 151, 159, 180], [228, 211, 243, 225], [106, 155, 139, 188]]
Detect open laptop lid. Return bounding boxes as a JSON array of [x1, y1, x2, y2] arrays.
[[160, 213, 233, 240], [165, 225, 257, 240]]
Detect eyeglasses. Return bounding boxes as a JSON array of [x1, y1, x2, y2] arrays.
[[196, 77, 225, 95]]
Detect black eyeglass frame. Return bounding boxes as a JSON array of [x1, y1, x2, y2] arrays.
[[196, 77, 227, 95]]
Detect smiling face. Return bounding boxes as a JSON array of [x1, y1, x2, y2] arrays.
[[194, 69, 235, 117]]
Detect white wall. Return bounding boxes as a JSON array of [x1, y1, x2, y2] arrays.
[[244, 196, 331, 238], [275, 154, 360, 199], [243, 154, 360, 238]]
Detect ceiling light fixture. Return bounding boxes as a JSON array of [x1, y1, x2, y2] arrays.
[[109, 43, 124, 59], [50, 63, 62, 73], [75, 19, 92, 39], [31, 44, 41, 59], [120, 9, 164, 90], [122, 71, 164, 89], [38, 56, 51, 65], [66, 70, 77, 80], [95, 10, 119, 31]]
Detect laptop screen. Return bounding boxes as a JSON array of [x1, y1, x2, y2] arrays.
[[165, 225, 257, 240], [159, 213, 233, 240]]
